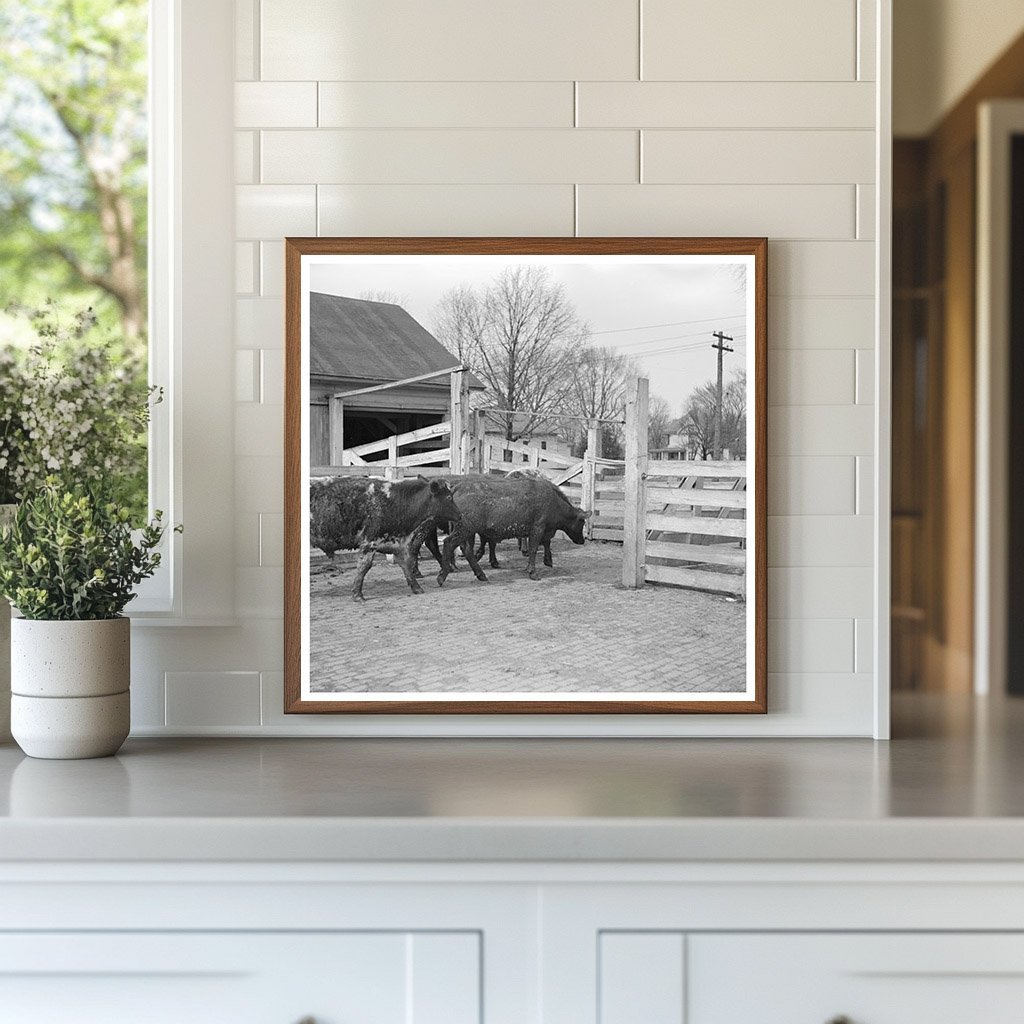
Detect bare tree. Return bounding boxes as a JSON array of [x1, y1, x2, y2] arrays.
[[647, 394, 674, 451], [681, 370, 747, 460], [359, 288, 409, 306], [433, 266, 588, 441]]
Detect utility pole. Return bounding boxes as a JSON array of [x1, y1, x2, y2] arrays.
[[711, 331, 734, 460]]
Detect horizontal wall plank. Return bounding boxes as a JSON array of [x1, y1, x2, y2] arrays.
[[855, 618, 873, 673], [856, 455, 875, 515], [577, 184, 854, 238], [857, 183, 876, 239], [768, 618, 856, 673], [261, 0, 639, 81], [769, 567, 874, 619], [235, 0, 257, 81], [260, 241, 285, 298], [856, 348, 875, 403], [235, 403, 283, 457], [769, 405, 874, 456], [858, 0, 878, 81], [578, 82, 874, 129], [236, 82, 317, 128], [643, 130, 874, 185], [768, 350, 857, 406], [235, 297, 285, 350], [770, 297, 875, 350], [319, 82, 574, 128], [235, 456, 284, 512], [318, 184, 575, 235], [642, 0, 857, 81], [236, 184, 316, 237], [235, 131, 257, 185], [769, 241, 875, 296], [165, 672, 262, 728], [768, 457, 856, 515], [768, 515, 873, 567], [261, 130, 639, 184]]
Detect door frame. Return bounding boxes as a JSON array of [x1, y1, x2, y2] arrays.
[[975, 100, 1024, 696]]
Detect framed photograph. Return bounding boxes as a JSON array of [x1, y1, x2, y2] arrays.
[[284, 238, 766, 714]]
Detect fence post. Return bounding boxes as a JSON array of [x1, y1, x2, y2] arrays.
[[386, 434, 400, 481], [449, 368, 469, 473], [473, 410, 486, 473], [622, 376, 649, 589], [582, 452, 595, 540], [587, 419, 602, 460], [329, 396, 345, 466], [529, 444, 541, 470]]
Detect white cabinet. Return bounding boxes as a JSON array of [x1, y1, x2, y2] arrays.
[[598, 933, 1024, 1024], [0, 932, 480, 1024]]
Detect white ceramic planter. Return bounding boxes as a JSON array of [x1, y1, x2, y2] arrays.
[[10, 617, 131, 759], [0, 502, 15, 744]]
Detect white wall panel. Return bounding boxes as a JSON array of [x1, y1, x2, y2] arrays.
[[769, 350, 857, 406], [235, 350, 259, 403], [236, 185, 316, 237], [234, 0, 257, 80], [235, 298, 285, 350], [770, 297, 875, 350], [234, 131, 256, 184], [642, 0, 858, 81], [319, 82, 574, 128], [261, 130, 639, 185], [318, 184, 575, 236], [857, 183, 876, 238], [579, 82, 874, 129], [856, 348, 875, 402], [768, 619, 856, 673], [261, 0, 639, 82], [165, 672, 262, 727], [856, 456, 875, 515], [259, 241, 285, 297], [859, 0, 878, 80], [769, 242, 875, 297], [235, 242, 255, 293], [768, 516, 873, 568], [578, 184, 855, 239], [643, 130, 874, 185], [855, 618, 874, 673], [235, 82, 317, 127], [770, 406, 874, 456], [770, 568, 874, 620], [768, 457, 856, 515]]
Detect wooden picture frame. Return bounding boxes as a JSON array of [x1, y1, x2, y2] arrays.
[[284, 238, 767, 715]]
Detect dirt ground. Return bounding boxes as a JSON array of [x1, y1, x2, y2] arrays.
[[309, 539, 746, 694]]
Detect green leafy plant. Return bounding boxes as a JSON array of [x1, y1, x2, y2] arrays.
[[0, 301, 155, 516], [0, 478, 176, 620]]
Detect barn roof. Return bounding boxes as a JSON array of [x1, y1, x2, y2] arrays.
[[309, 291, 481, 388]]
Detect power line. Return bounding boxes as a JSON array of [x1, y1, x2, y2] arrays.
[[603, 327, 747, 351], [590, 312, 746, 335]]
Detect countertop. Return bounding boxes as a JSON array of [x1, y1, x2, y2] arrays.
[[1, 693, 1023, 862]]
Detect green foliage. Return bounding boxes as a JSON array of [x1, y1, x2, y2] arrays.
[[0, 478, 174, 620], [0, 301, 155, 516], [0, 0, 148, 343]]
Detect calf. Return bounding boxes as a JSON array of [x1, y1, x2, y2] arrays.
[[437, 474, 590, 586], [310, 475, 461, 601]]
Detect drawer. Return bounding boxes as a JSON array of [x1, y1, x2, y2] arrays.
[[0, 932, 480, 1024], [687, 933, 1024, 1024]]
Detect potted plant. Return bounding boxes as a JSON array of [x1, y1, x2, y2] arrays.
[[0, 302, 156, 747], [0, 480, 171, 759]]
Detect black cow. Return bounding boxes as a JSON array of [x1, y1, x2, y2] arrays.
[[310, 475, 461, 601], [437, 474, 591, 586]]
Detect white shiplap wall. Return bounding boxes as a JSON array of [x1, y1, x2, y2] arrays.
[[133, 0, 885, 737]]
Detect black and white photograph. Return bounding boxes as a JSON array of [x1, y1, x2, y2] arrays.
[[285, 239, 766, 714]]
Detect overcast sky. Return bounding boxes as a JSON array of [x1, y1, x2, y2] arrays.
[[309, 256, 749, 416]]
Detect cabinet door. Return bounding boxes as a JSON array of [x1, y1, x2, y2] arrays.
[[689, 934, 1024, 1024], [0, 932, 480, 1024]]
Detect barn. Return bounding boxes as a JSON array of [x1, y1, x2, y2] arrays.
[[308, 292, 483, 465]]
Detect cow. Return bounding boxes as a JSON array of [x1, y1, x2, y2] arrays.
[[310, 475, 461, 601], [436, 474, 591, 586]]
